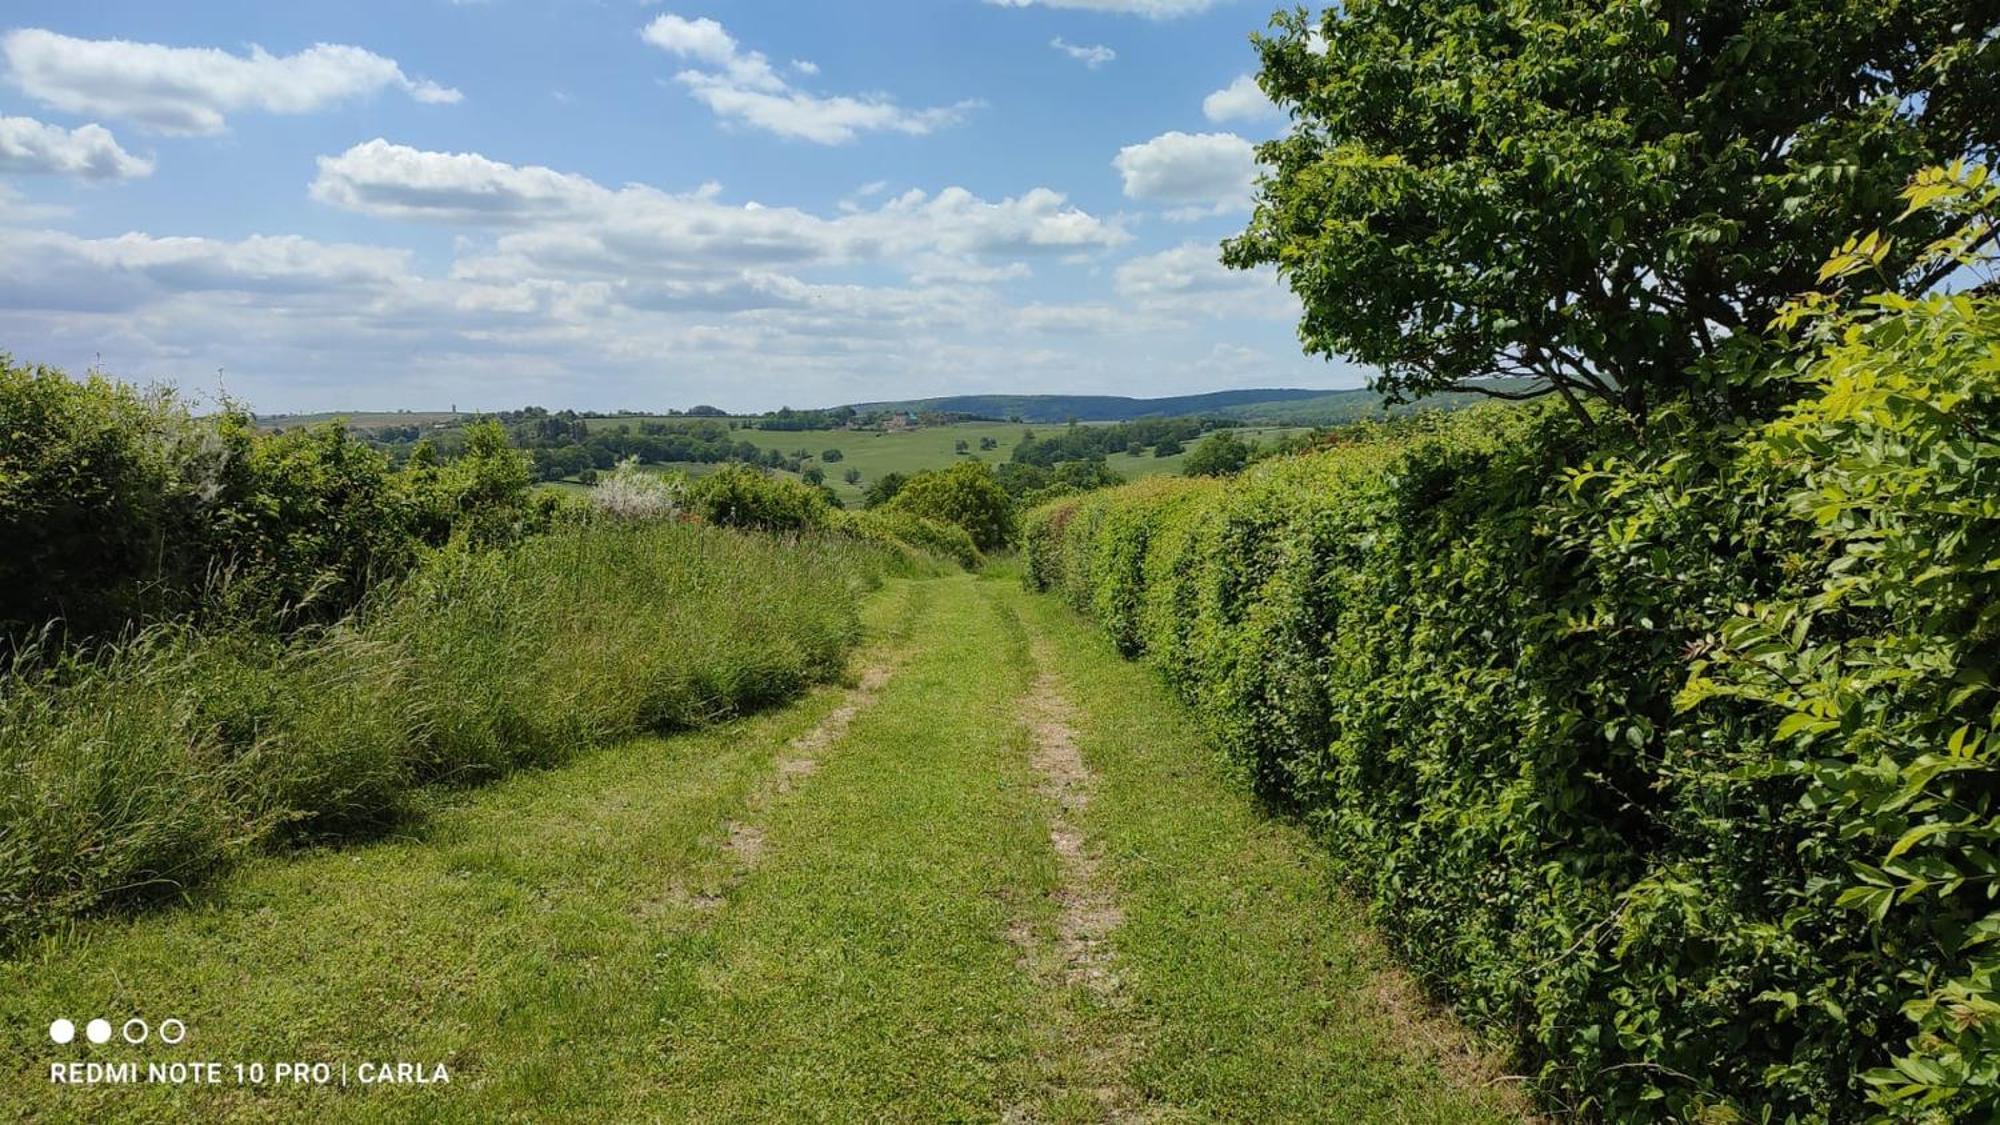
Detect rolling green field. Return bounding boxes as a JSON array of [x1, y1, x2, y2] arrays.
[[569, 419, 1312, 504]]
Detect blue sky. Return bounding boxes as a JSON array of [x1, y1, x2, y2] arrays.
[[0, 0, 1364, 412]]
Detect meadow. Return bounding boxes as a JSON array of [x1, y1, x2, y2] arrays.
[[566, 417, 1312, 505]]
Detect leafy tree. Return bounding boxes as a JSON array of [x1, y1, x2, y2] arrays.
[[843, 467, 862, 485], [432, 419, 535, 548], [979, 436, 998, 451], [862, 471, 908, 509], [954, 439, 970, 454], [821, 448, 844, 462], [1225, 1, 2000, 424], [884, 461, 1016, 551], [801, 465, 826, 486], [1183, 431, 1252, 477], [1154, 438, 1185, 458]]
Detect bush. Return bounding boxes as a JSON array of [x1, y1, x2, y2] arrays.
[[0, 363, 227, 645], [0, 520, 889, 949], [0, 366, 547, 648], [884, 461, 1016, 552], [685, 464, 834, 533], [587, 458, 684, 521], [1022, 237, 2000, 1119]]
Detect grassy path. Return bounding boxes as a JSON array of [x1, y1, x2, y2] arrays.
[[2, 573, 1525, 1122]]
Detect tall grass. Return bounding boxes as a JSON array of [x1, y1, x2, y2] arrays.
[[0, 519, 892, 949]]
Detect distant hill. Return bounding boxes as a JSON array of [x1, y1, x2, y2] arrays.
[[843, 388, 1342, 423]]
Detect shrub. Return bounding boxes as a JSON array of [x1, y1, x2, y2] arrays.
[[884, 461, 1016, 551], [685, 464, 834, 533], [863, 471, 908, 509], [0, 363, 225, 645], [0, 367, 548, 649], [587, 458, 684, 521]]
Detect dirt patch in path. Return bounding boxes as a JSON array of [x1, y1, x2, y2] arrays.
[[1009, 639, 1146, 1121], [1025, 675, 1124, 996]]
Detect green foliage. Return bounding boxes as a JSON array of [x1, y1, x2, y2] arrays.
[[0, 363, 222, 645], [821, 448, 844, 463], [1226, 1, 2000, 420], [1023, 193, 2000, 1117], [1181, 431, 1252, 477], [845, 509, 982, 570], [685, 464, 835, 533], [863, 471, 908, 509], [0, 520, 888, 949], [0, 366, 551, 648], [883, 461, 1017, 552]]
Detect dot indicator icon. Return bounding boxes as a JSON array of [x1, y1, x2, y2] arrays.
[[49, 1019, 75, 1044], [85, 1019, 112, 1045]]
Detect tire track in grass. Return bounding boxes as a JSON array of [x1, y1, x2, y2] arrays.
[[650, 583, 923, 916], [1005, 636, 1150, 1123], [638, 576, 1060, 1120]]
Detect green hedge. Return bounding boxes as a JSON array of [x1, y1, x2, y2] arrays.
[[1022, 271, 1998, 1119]]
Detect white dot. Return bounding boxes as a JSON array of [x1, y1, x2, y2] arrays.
[[85, 1019, 112, 1045], [49, 1019, 75, 1044]]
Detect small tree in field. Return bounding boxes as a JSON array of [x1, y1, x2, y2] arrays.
[[1225, 1, 2000, 425], [885, 461, 1015, 552], [843, 467, 862, 486], [1183, 431, 1251, 477]]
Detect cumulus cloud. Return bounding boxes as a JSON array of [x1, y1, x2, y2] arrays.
[[1202, 74, 1278, 123], [1051, 38, 1116, 69], [0, 228, 410, 313], [0, 115, 152, 179], [311, 140, 1127, 277], [641, 15, 976, 144], [1, 28, 460, 135], [1114, 241, 1295, 319], [1112, 131, 1256, 219], [986, 0, 1219, 15]]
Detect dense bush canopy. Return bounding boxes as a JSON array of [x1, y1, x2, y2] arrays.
[[883, 461, 1017, 552]]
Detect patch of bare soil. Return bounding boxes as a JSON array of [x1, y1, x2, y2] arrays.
[[1008, 643, 1147, 1121]]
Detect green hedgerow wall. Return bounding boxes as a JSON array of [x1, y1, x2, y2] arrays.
[[1022, 279, 1998, 1119]]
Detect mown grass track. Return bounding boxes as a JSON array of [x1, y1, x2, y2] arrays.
[[3, 573, 1523, 1122]]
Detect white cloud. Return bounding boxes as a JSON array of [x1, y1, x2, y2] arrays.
[[1051, 38, 1116, 69], [986, 0, 1219, 15], [1112, 130, 1256, 218], [790, 59, 819, 76], [1, 28, 460, 135], [311, 140, 1127, 277], [311, 139, 607, 223], [1114, 241, 1295, 319], [641, 14, 976, 144], [1202, 74, 1278, 123], [0, 228, 410, 313], [0, 115, 152, 179]]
